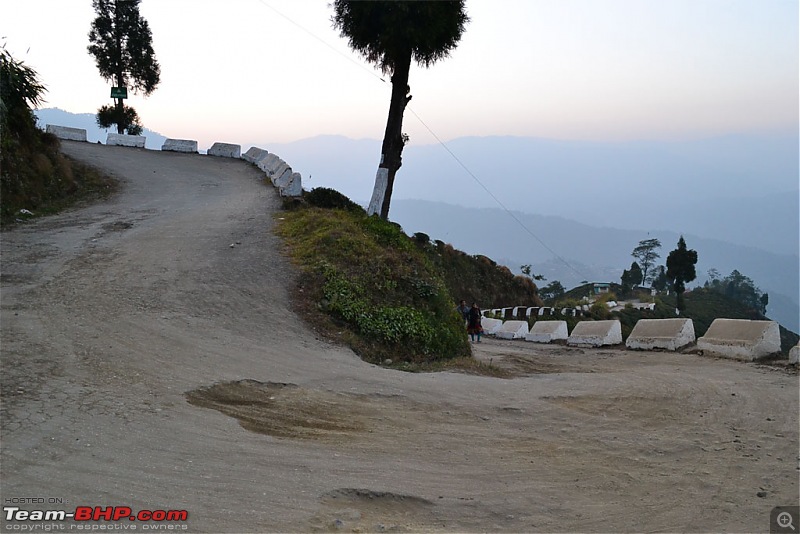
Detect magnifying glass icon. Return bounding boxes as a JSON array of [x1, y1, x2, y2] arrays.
[[778, 511, 795, 531]]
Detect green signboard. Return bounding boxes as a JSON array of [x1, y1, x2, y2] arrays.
[[110, 87, 128, 99]]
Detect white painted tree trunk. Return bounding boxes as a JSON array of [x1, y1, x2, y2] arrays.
[[367, 167, 389, 216]]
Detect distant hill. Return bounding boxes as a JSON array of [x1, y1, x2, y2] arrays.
[[259, 132, 798, 257], [34, 108, 167, 150]]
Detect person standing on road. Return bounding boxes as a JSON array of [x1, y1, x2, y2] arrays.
[[456, 299, 470, 325], [467, 302, 484, 343]]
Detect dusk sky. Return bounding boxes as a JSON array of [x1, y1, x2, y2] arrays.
[[4, 0, 798, 148]]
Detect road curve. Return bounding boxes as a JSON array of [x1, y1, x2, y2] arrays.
[[1, 141, 797, 533]]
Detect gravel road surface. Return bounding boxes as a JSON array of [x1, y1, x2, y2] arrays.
[[1, 141, 797, 533]]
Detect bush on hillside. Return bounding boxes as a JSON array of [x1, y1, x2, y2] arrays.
[[276, 205, 470, 364], [304, 187, 364, 213], [0, 48, 115, 224]]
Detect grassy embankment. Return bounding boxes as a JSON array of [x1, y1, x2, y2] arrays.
[[275, 188, 542, 372]]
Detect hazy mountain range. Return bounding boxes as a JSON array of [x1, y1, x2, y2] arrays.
[[35, 108, 799, 331]]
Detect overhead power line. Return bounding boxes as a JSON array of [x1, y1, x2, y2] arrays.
[[253, 0, 590, 282]]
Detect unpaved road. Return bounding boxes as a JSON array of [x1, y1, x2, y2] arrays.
[[1, 141, 797, 533]]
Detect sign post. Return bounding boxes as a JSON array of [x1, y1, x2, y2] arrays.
[[110, 87, 128, 99]]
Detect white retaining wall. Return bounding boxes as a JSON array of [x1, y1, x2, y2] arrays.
[[626, 319, 695, 351], [697, 319, 781, 361]]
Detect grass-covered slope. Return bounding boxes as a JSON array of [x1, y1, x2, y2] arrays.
[[1, 50, 117, 225], [275, 188, 541, 365], [1, 131, 117, 225]]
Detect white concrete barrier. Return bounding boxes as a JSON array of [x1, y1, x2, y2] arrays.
[[697, 319, 781, 361], [526, 321, 568, 343], [790, 343, 799, 364], [46, 124, 87, 142], [207, 142, 241, 158], [495, 320, 530, 340], [273, 167, 293, 188], [242, 147, 269, 164], [107, 133, 145, 148], [568, 320, 622, 347], [480, 317, 503, 335], [279, 172, 302, 197], [626, 318, 695, 351], [162, 139, 198, 153]]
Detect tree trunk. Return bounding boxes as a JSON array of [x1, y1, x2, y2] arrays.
[[367, 51, 412, 219], [114, 0, 124, 134]]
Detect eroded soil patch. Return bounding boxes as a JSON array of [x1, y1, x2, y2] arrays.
[[185, 380, 369, 440]]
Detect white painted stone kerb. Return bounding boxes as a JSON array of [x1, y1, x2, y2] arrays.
[[242, 147, 270, 164], [280, 173, 302, 197], [568, 320, 622, 347], [526, 321, 569, 343], [480, 318, 503, 335], [207, 142, 241, 158], [46, 125, 87, 142], [495, 320, 530, 340], [626, 318, 695, 351], [697, 319, 781, 361], [162, 139, 198, 153], [107, 133, 145, 148]]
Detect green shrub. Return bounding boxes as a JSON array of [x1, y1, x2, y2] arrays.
[[304, 187, 364, 212]]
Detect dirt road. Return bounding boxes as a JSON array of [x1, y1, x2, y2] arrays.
[[1, 141, 797, 533]]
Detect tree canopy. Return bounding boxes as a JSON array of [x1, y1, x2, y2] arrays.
[[631, 238, 661, 286], [705, 269, 769, 315], [620, 261, 643, 295]]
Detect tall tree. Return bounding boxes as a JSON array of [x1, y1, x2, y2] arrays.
[[539, 280, 565, 304], [666, 236, 698, 312], [332, 0, 468, 219], [631, 238, 661, 286], [651, 265, 669, 293], [87, 0, 160, 134], [620, 261, 643, 295]]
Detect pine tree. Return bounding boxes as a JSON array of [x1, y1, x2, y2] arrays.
[[666, 236, 698, 312], [87, 0, 160, 134]]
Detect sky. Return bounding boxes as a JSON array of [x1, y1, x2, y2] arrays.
[[3, 0, 798, 149]]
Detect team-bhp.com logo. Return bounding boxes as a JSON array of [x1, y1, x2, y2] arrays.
[[4, 506, 188, 530]]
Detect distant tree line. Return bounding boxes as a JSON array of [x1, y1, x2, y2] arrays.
[[703, 268, 768, 315]]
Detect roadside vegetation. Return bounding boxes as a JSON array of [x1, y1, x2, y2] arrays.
[[0, 48, 116, 226], [275, 187, 540, 367]]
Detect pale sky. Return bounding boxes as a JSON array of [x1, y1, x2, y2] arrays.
[[3, 0, 798, 148]]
